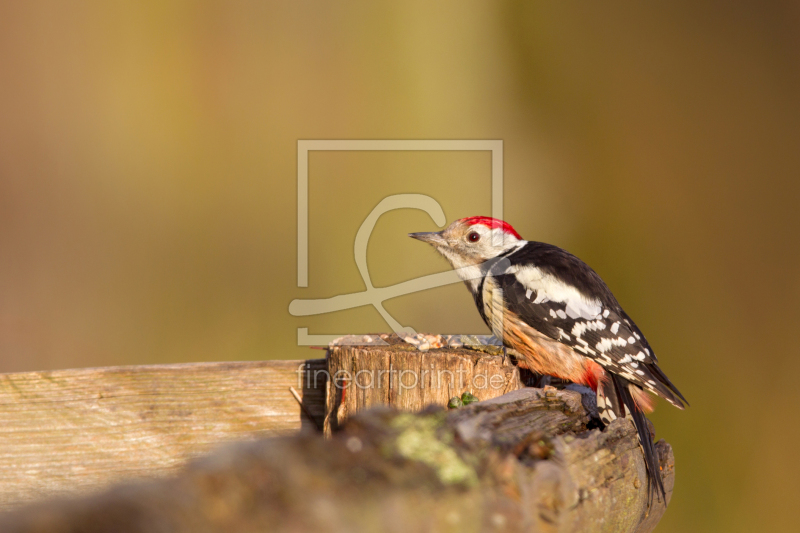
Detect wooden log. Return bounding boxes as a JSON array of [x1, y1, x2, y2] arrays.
[[0, 359, 327, 510], [0, 388, 674, 533], [324, 334, 523, 434]]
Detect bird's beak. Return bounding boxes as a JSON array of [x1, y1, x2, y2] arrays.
[[408, 231, 448, 247]]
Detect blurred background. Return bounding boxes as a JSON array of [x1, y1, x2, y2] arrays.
[[1, 1, 798, 531]]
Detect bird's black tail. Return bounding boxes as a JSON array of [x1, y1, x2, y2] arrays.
[[606, 374, 666, 507]]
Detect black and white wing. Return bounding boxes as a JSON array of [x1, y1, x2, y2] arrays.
[[489, 242, 686, 409]]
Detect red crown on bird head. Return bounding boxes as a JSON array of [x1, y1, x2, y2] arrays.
[[459, 216, 522, 240]]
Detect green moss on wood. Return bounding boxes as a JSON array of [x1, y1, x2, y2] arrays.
[[388, 413, 478, 487]]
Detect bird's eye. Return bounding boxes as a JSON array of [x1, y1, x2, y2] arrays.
[[467, 232, 480, 243]]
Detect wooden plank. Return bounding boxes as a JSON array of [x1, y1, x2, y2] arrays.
[[0, 359, 326, 510]]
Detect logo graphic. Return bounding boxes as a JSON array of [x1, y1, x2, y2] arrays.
[[289, 140, 503, 346]]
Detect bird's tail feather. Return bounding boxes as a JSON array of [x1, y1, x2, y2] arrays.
[[598, 374, 666, 507]]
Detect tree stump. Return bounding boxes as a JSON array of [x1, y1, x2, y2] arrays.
[[324, 334, 523, 434], [0, 388, 673, 533]]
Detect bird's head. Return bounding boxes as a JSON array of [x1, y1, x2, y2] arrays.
[[409, 216, 523, 269]]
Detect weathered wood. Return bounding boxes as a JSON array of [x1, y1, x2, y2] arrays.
[[325, 334, 523, 434], [0, 359, 326, 510], [0, 388, 673, 533]]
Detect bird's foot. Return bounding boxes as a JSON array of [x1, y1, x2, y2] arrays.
[[563, 383, 603, 428]]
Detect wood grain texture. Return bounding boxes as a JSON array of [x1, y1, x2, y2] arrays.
[[0, 359, 326, 510], [325, 336, 522, 434], [0, 388, 673, 533]]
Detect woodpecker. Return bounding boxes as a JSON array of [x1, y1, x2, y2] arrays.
[[410, 216, 686, 504]]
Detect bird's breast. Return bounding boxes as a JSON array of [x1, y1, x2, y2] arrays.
[[482, 275, 592, 383]]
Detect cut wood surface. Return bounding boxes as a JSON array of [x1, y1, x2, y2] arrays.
[[0, 359, 326, 510], [0, 388, 674, 533]]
